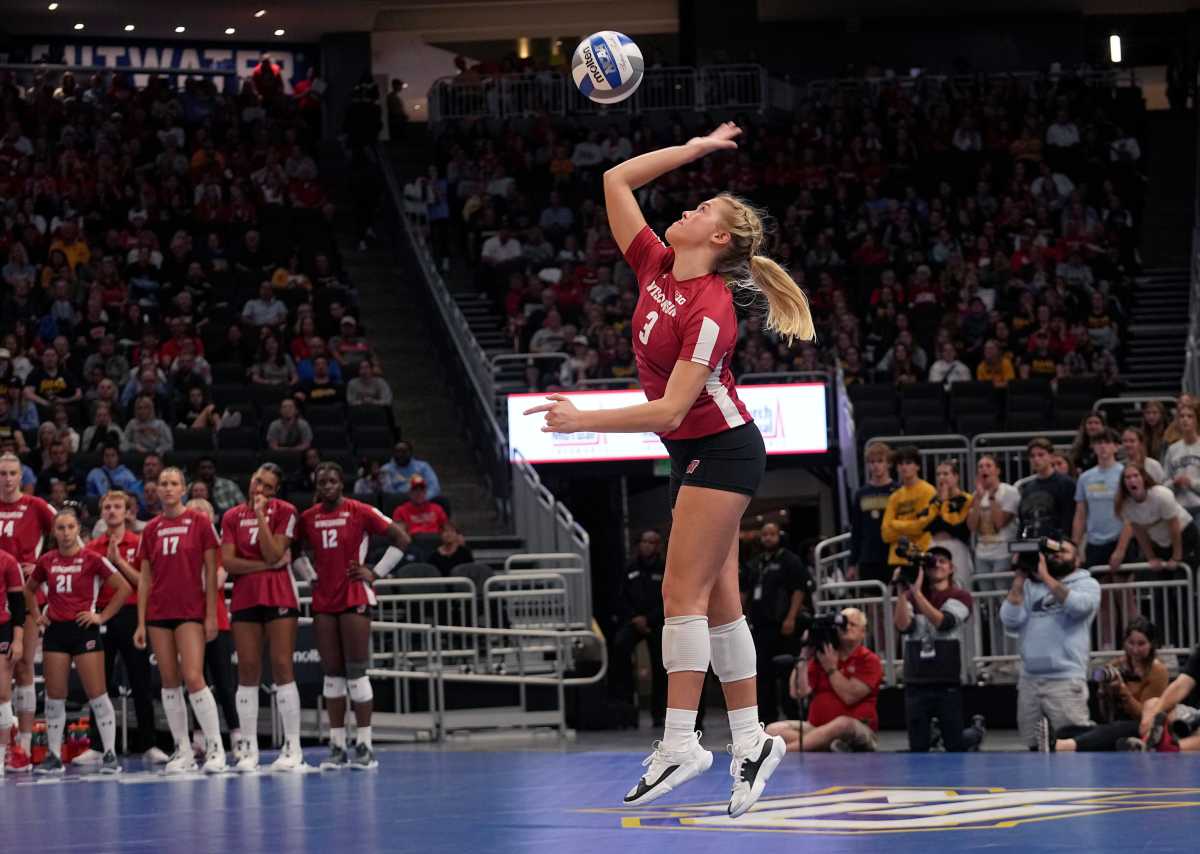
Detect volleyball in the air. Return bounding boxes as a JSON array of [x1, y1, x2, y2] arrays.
[[571, 31, 644, 104]]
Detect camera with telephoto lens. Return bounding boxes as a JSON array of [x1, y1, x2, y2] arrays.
[[802, 612, 848, 652], [1090, 664, 1136, 685], [1171, 709, 1200, 741], [894, 537, 937, 586]]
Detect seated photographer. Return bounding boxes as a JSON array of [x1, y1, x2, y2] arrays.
[[892, 546, 975, 752], [1000, 540, 1102, 749], [765, 608, 883, 752], [1052, 618, 1169, 751], [1129, 643, 1200, 751]]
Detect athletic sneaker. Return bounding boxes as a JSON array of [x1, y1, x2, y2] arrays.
[[164, 747, 199, 775], [235, 739, 260, 773], [143, 746, 170, 765], [72, 748, 104, 766], [5, 743, 31, 773], [99, 751, 122, 775], [1117, 737, 1147, 751], [1146, 712, 1168, 749], [320, 745, 349, 770], [270, 744, 306, 773], [728, 732, 786, 818], [35, 752, 65, 776], [623, 732, 713, 806], [202, 743, 228, 774], [349, 742, 378, 770]]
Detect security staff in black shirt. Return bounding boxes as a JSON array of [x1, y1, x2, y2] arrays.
[[741, 522, 815, 722], [611, 530, 667, 726]]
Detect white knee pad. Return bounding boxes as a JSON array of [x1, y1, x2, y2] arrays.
[[0, 700, 12, 730], [13, 684, 35, 715], [709, 617, 757, 683], [347, 676, 373, 705], [662, 615, 711, 674], [323, 676, 348, 699]]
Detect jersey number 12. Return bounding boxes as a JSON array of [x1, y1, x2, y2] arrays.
[[321, 529, 339, 549]]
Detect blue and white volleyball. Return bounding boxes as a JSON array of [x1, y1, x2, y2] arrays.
[[571, 31, 644, 104]]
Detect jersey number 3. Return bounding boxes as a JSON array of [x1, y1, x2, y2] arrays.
[[638, 310, 659, 345]]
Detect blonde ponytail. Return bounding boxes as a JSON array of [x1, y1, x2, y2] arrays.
[[715, 194, 815, 345]]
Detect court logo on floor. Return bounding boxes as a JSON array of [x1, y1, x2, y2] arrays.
[[593, 786, 1200, 834]]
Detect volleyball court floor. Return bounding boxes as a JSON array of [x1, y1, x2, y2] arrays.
[[3, 731, 1196, 854]]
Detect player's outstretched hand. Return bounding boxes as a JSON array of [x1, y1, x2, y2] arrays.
[[523, 393, 584, 434], [686, 122, 741, 157]]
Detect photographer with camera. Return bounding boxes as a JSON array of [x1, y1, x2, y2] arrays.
[[1051, 618, 1169, 751], [1128, 644, 1200, 751], [999, 539, 1101, 749], [892, 546, 975, 751], [764, 608, 883, 752], [741, 523, 814, 722], [881, 446, 938, 572]]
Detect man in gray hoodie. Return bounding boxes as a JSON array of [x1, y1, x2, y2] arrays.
[[1000, 540, 1101, 749]]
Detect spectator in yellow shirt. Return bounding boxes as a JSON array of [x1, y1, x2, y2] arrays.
[[976, 339, 1015, 388], [881, 445, 939, 565], [48, 220, 90, 272]]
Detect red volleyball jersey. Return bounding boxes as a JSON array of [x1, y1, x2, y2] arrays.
[[624, 225, 751, 440], [87, 530, 141, 611], [221, 498, 299, 612], [300, 498, 390, 614], [30, 548, 117, 623], [136, 509, 220, 621], [0, 494, 55, 570], [0, 550, 22, 624]]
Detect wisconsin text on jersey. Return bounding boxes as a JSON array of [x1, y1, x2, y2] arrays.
[[644, 276, 686, 317], [590, 785, 1200, 834]]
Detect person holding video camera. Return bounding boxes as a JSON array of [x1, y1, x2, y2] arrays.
[[881, 446, 938, 573], [892, 546, 975, 751], [764, 608, 883, 752], [999, 539, 1101, 749]]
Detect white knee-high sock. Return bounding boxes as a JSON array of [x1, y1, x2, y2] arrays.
[[275, 682, 301, 750], [90, 694, 117, 755], [45, 698, 66, 757], [161, 688, 189, 750], [188, 688, 222, 749], [236, 685, 259, 748]]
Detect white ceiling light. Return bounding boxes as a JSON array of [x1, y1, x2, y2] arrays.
[[224, 27, 236, 35], [174, 25, 185, 33], [124, 24, 135, 31], [72, 22, 84, 30], [47, 3, 59, 10], [273, 28, 285, 36], [1109, 34, 1122, 64], [254, 9, 267, 17]]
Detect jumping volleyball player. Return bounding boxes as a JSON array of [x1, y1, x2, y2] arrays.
[[525, 123, 814, 816], [24, 506, 132, 774], [133, 467, 227, 773], [0, 452, 55, 772], [220, 464, 305, 772], [295, 462, 409, 770]]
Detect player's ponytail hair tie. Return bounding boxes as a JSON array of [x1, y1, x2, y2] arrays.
[[714, 194, 815, 345]]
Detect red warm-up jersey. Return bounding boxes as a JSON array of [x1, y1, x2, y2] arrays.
[[30, 548, 117, 623], [0, 550, 22, 624], [624, 225, 751, 440], [87, 530, 141, 611], [300, 498, 390, 614], [221, 499, 299, 611], [0, 494, 55, 569], [136, 509, 220, 621]]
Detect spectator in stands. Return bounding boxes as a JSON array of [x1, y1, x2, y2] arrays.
[[266, 398, 313, 452], [353, 458, 385, 498], [0, 398, 27, 453], [1052, 618, 1168, 751], [120, 364, 169, 419], [241, 282, 289, 328], [380, 440, 441, 499], [1069, 412, 1108, 474], [192, 457, 245, 518], [610, 529, 667, 726], [51, 404, 80, 453], [346, 360, 393, 408], [742, 523, 813, 723], [391, 475, 447, 535], [296, 337, 343, 384], [430, 520, 472, 576], [967, 454, 1021, 581], [847, 442, 896, 585], [287, 448, 322, 496], [928, 459, 974, 583], [82, 335, 130, 386], [23, 347, 81, 414], [975, 342, 1015, 392], [1072, 428, 1124, 569], [1121, 427, 1165, 484], [121, 394, 173, 455], [893, 546, 976, 751], [1110, 464, 1200, 572], [1000, 541, 1099, 749], [766, 608, 882, 752], [1140, 400, 1169, 460], [881, 446, 937, 570], [180, 387, 223, 431], [85, 443, 139, 498], [927, 341, 971, 387], [1019, 437, 1077, 539], [35, 440, 84, 500], [329, 316, 372, 373], [295, 356, 344, 406], [1163, 401, 1200, 523]]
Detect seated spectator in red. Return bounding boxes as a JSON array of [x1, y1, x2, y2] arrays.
[[392, 475, 448, 535]]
